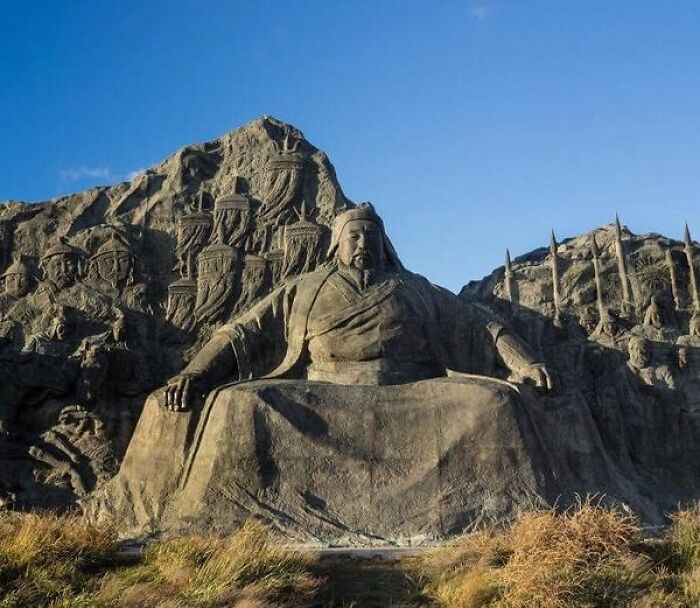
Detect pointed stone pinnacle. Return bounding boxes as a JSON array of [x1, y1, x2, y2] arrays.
[[505, 249, 512, 271], [590, 232, 600, 258], [685, 222, 693, 247], [615, 213, 622, 238], [550, 230, 557, 252]]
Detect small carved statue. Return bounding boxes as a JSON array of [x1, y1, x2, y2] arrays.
[[166, 279, 197, 332], [176, 194, 211, 279], [194, 239, 238, 324], [643, 295, 664, 330], [280, 204, 325, 280], [212, 178, 252, 251], [236, 255, 268, 311]]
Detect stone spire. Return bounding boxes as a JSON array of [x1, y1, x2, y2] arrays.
[[504, 248, 513, 304], [684, 223, 700, 312], [591, 231, 606, 319], [666, 247, 681, 310], [613, 214, 633, 312], [549, 230, 562, 321]]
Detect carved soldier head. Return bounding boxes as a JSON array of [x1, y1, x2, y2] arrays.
[[678, 346, 690, 371], [40, 238, 80, 290], [628, 336, 651, 370], [328, 203, 403, 273], [1, 256, 34, 298], [90, 236, 134, 288]]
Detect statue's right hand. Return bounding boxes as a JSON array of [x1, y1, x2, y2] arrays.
[[164, 374, 196, 412]]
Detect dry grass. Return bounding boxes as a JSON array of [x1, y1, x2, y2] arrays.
[[0, 515, 319, 608], [1, 503, 699, 607], [0, 510, 118, 607], [95, 520, 321, 607], [418, 499, 700, 608]]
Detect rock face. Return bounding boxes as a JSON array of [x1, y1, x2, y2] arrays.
[[2, 118, 700, 544], [460, 223, 700, 525], [0, 117, 349, 509]]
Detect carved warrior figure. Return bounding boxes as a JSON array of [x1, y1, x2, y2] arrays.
[[176, 194, 211, 279], [194, 236, 237, 324], [212, 177, 252, 251], [165, 203, 553, 410], [236, 255, 267, 311], [40, 238, 81, 291], [1, 256, 34, 299], [280, 203, 324, 280], [254, 134, 306, 250], [166, 279, 197, 331]]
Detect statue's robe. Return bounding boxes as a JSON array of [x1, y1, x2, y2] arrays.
[[92, 266, 555, 541]]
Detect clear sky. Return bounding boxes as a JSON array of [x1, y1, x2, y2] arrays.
[[2, 1, 699, 291]]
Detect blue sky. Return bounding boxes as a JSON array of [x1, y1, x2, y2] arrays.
[[1, 1, 700, 291]]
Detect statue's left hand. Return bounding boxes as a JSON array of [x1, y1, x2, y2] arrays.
[[522, 363, 554, 390]]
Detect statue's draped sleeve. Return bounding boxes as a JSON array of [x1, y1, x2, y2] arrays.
[[214, 280, 301, 381], [413, 276, 538, 376]]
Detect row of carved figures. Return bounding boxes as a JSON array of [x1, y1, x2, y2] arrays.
[[0, 232, 139, 304], [504, 217, 700, 333], [166, 176, 328, 331]]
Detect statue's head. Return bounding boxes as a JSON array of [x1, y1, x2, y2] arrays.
[[628, 336, 651, 369], [328, 203, 403, 272], [40, 239, 80, 289], [1, 256, 33, 298], [678, 346, 690, 371], [90, 236, 134, 288]]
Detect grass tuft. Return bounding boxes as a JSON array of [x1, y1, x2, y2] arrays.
[[417, 498, 700, 608]]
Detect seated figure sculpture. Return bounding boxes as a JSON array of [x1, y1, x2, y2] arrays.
[[165, 203, 552, 408], [98, 203, 555, 541]]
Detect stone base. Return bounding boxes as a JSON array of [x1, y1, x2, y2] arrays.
[[91, 377, 553, 542]]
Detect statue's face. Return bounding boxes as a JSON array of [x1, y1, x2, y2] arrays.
[[97, 252, 132, 284], [629, 340, 650, 369], [337, 220, 384, 271], [4, 273, 31, 298], [45, 254, 77, 289], [679, 348, 689, 370]]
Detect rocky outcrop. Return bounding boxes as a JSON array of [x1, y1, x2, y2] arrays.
[[0, 117, 349, 509]]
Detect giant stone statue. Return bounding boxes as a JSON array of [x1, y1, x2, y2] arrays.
[[96, 203, 555, 540]]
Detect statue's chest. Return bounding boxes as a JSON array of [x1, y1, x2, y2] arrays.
[[307, 283, 431, 362]]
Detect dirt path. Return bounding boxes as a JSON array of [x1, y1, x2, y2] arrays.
[[311, 550, 431, 607]]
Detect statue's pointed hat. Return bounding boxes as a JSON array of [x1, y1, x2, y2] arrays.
[[327, 202, 404, 270]]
